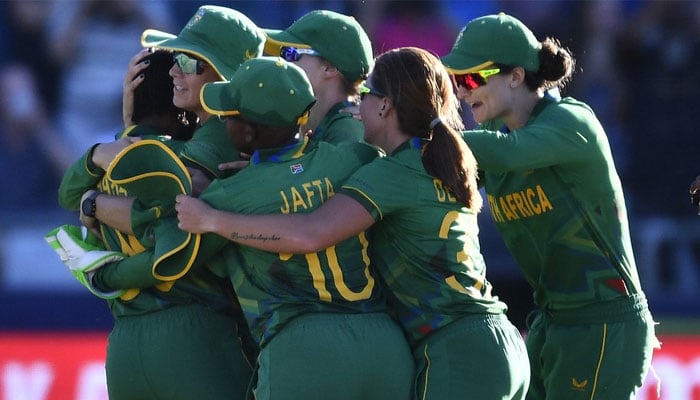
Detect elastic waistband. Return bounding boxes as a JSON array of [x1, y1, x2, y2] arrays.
[[417, 313, 512, 348], [286, 311, 393, 327], [543, 294, 650, 325]]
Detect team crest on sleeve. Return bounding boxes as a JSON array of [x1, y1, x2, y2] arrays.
[[290, 163, 304, 174]]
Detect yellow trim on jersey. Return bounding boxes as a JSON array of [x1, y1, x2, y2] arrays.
[[340, 186, 383, 220]]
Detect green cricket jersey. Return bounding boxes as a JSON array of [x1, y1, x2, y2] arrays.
[[309, 101, 364, 144], [196, 137, 386, 346], [462, 94, 643, 310], [58, 124, 235, 317], [58, 125, 184, 210], [340, 137, 508, 347], [180, 117, 241, 179]]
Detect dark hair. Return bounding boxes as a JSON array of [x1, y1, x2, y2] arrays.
[[370, 47, 482, 210], [131, 50, 196, 140], [523, 37, 576, 91]]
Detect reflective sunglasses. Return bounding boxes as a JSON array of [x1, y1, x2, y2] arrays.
[[452, 68, 501, 90], [173, 52, 205, 75], [280, 46, 321, 62], [359, 81, 385, 100]]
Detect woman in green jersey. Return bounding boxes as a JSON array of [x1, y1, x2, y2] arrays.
[[51, 6, 264, 399], [72, 56, 415, 400], [176, 47, 530, 400], [263, 10, 372, 145], [440, 13, 659, 400]]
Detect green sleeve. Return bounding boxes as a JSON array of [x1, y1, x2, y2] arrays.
[[463, 99, 597, 173], [179, 117, 241, 179], [92, 251, 161, 290], [57, 145, 104, 210], [93, 224, 230, 291]]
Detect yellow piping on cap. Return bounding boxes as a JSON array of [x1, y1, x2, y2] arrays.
[[444, 60, 495, 75]]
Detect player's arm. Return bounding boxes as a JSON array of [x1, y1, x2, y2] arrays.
[[58, 137, 141, 210], [175, 193, 375, 254], [93, 219, 230, 290], [58, 147, 105, 210], [92, 250, 160, 290], [92, 193, 136, 234]]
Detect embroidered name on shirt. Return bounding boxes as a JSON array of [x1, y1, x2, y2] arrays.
[[487, 184, 553, 223], [279, 178, 335, 213]]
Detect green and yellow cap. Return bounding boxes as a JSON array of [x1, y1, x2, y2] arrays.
[[441, 13, 541, 74], [141, 5, 265, 79], [201, 57, 316, 127], [264, 10, 373, 82]]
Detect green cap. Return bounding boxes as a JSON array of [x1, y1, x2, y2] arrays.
[[201, 57, 316, 127], [105, 139, 198, 281], [141, 5, 265, 79], [263, 10, 373, 82], [441, 13, 541, 74]]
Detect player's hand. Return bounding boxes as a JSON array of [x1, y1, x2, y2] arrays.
[[218, 160, 250, 172], [219, 152, 251, 172], [91, 136, 141, 170], [45, 224, 126, 299], [175, 194, 214, 234], [690, 175, 700, 215], [123, 48, 151, 127]]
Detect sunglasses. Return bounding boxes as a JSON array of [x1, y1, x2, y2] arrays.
[[280, 46, 321, 62], [173, 52, 205, 75], [359, 81, 385, 100], [452, 68, 501, 90]]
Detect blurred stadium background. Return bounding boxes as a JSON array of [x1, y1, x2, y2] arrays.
[[1, 1, 699, 399]]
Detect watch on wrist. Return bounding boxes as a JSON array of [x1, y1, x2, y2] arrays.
[[81, 191, 99, 218]]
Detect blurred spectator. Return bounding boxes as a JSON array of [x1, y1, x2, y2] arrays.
[[615, 0, 700, 216], [363, 1, 459, 56], [171, 1, 355, 30], [566, 1, 632, 184], [0, 65, 73, 210], [0, 1, 73, 211], [47, 0, 175, 155], [1, 1, 62, 117]]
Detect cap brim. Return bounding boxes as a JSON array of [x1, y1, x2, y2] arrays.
[[440, 52, 494, 74], [200, 81, 240, 117], [141, 29, 230, 79], [263, 28, 311, 56], [105, 139, 198, 281]]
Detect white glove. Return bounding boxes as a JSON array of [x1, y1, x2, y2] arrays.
[[45, 224, 126, 299]]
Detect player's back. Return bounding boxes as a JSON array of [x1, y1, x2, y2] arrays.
[[200, 138, 385, 345]]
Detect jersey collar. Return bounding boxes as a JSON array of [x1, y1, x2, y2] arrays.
[[250, 136, 310, 165]]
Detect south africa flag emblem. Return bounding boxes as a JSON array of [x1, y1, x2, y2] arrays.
[[290, 163, 304, 174]]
